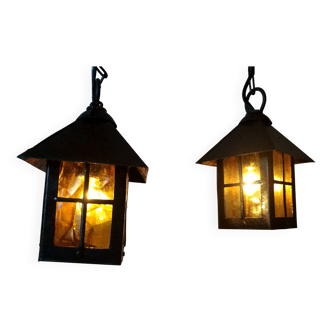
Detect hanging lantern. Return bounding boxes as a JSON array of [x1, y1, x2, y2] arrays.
[[18, 67, 148, 264], [197, 67, 313, 230]]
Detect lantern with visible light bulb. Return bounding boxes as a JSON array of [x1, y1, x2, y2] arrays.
[[197, 67, 313, 230], [18, 67, 148, 264]]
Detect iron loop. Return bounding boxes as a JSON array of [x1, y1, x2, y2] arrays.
[[242, 65, 268, 113]]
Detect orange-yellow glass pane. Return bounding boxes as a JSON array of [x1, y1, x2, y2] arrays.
[[273, 151, 283, 181], [58, 161, 85, 199], [88, 164, 115, 200], [242, 153, 260, 183], [223, 157, 240, 184], [274, 184, 285, 217], [285, 185, 293, 217], [54, 202, 82, 247], [243, 184, 262, 218], [84, 204, 113, 249], [284, 154, 292, 183], [224, 186, 241, 218]]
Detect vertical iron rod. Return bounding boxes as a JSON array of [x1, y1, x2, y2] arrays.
[[282, 153, 287, 217], [79, 163, 90, 250], [91, 65, 96, 102], [248, 67, 255, 94], [238, 157, 245, 218]]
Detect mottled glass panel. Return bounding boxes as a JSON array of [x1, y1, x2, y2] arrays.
[[58, 161, 85, 199], [242, 153, 260, 183], [223, 157, 240, 184], [243, 184, 262, 218], [224, 186, 241, 218], [85, 204, 113, 249], [54, 202, 82, 247], [274, 184, 285, 217], [88, 164, 115, 200], [273, 151, 283, 181], [284, 154, 292, 183], [285, 185, 293, 217]]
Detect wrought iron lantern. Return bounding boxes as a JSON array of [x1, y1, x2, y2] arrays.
[[197, 67, 313, 230], [18, 67, 148, 264]]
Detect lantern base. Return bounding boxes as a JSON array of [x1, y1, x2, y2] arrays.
[[219, 218, 269, 230], [38, 247, 124, 265]]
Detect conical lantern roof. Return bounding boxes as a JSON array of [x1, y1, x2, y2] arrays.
[[196, 112, 313, 166], [18, 106, 148, 183]]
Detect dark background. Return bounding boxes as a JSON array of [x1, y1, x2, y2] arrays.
[[13, 62, 319, 269]]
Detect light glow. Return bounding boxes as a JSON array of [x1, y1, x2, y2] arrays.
[[55, 162, 115, 248], [87, 177, 111, 200], [242, 166, 260, 196], [241, 153, 262, 218]]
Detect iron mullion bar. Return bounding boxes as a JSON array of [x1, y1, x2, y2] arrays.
[[238, 156, 244, 218], [223, 180, 262, 188], [54, 197, 114, 205], [243, 180, 262, 185], [223, 183, 241, 187], [79, 163, 90, 249], [274, 180, 292, 185], [282, 153, 287, 217]]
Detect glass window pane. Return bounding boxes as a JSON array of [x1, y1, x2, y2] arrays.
[[58, 161, 85, 199], [274, 184, 285, 217], [224, 186, 241, 218], [285, 185, 293, 217], [273, 151, 283, 181], [54, 202, 82, 247], [284, 154, 292, 183], [242, 153, 260, 183], [243, 184, 262, 218], [88, 164, 115, 200], [223, 157, 240, 184], [85, 204, 113, 249]]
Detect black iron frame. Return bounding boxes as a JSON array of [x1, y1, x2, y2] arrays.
[[39, 160, 129, 265], [217, 151, 297, 230], [268, 152, 297, 230]]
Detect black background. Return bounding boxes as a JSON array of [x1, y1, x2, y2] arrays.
[[13, 61, 319, 271]]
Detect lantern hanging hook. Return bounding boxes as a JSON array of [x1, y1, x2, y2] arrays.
[[91, 66, 108, 106], [242, 66, 266, 113]]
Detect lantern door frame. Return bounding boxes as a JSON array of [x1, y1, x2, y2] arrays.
[[217, 151, 297, 230], [38, 160, 129, 265]]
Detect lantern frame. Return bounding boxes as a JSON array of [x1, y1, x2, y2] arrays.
[[217, 151, 297, 230], [39, 161, 129, 265]]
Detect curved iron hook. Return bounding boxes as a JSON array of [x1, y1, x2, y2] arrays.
[[242, 66, 267, 113], [92, 66, 108, 105]]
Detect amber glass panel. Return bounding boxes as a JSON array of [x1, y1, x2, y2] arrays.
[[84, 204, 113, 249], [274, 184, 285, 217], [223, 157, 240, 184], [243, 184, 262, 218], [285, 185, 293, 217], [58, 161, 85, 199], [224, 186, 241, 218], [242, 153, 260, 183], [54, 202, 82, 247], [88, 164, 115, 200], [273, 151, 283, 181], [284, 154, 292, 183]]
